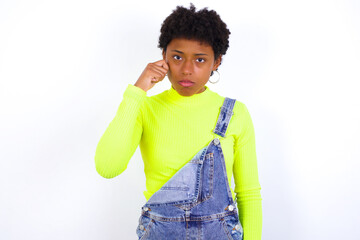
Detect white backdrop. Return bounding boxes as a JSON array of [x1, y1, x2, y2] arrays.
[[1, 0, 359, 239]]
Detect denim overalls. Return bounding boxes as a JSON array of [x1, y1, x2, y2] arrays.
[[136, 97, 243, 240]]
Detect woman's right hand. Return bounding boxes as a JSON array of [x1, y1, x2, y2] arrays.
[[134, 59, 169, 92]]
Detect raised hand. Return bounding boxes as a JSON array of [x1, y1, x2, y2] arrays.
[[134, 59, 169, 92]]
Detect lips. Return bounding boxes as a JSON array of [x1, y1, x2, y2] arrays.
[[179, 80, 195, 87]]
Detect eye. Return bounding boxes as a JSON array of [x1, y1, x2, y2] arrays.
[[196, 58, 205, 63], [173, 55, 182, 60]]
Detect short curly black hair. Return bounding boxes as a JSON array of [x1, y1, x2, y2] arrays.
[[158, 3, 231, 62]]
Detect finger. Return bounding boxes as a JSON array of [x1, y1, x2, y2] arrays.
[[152, 62, 169, 75], [151, 76, 163, 83], [153, 65, 168, 76], [153, 59, 169, 71], [157, 59, 169, 70], [153, 59, 166, 67], [149, 66, 166, 78], [148, 71, 165, 83]]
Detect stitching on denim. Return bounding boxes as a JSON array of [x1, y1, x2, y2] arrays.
[[208, 154, 214, 199], [220, 218, 233, 240], [195, 153, 214, 204], [217, 146, 236, 203], [213, 97, 236, 138], [198, 221, 203, 240], [176, 155, 213, 210], [142, 211, 236, 222], [223, 215, 244, 240], [160, 186, 190, 191], [139, 217, 154, 240], [194, 153, 214, 205], [175, 148, 217, 210]]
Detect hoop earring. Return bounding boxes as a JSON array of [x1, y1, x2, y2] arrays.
[[208, 70, 220, 84]]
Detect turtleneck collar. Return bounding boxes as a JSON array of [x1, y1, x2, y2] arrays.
[[166, 85, 213, 105]]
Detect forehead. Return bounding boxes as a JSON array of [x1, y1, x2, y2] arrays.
[[167, 38, 214, 55]]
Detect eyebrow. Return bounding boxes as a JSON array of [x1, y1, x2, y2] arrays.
[[171, 50, 208, 56]]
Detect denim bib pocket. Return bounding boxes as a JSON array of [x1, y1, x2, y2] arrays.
[[136, 215, 154, 240], [221, 215, 243, 240]]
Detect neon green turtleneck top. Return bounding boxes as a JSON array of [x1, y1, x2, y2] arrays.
[[95, 84, 262, 239]]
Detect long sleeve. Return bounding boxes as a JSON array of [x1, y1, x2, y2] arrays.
[[94, 84, 147, 178], [233, 103, 263, 240]]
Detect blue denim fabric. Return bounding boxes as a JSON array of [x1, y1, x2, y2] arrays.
[[136, 97, 243, 240]]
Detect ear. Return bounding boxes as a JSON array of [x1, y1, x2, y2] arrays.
[[213, 55, 222, 71]]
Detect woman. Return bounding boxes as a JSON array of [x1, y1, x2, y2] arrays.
[[95, 4, 262, 240]]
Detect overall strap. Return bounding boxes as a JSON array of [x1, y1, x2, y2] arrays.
[[212, 97, 236, 138]]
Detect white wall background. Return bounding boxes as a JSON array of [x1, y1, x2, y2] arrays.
[[1, 0, 359, 239]]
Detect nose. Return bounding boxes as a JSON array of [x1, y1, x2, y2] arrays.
[[181, 59, 193, 75]]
